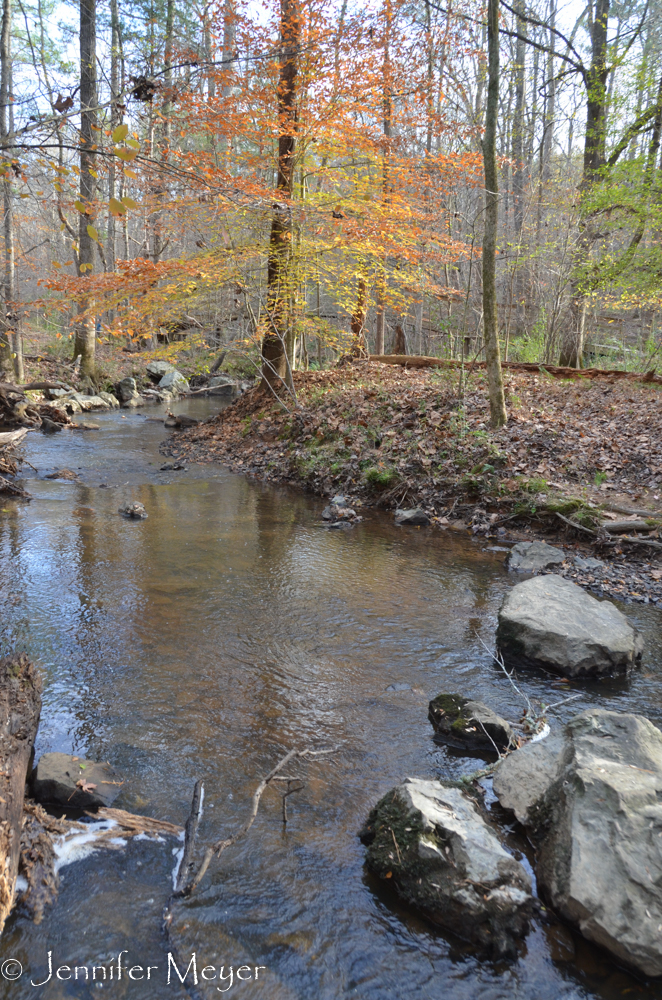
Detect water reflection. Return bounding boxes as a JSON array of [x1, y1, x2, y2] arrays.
[[0, 405, 660, 998]]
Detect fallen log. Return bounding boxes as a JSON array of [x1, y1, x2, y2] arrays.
[[602, 519, 658, 533], [369, 354, 662, 387], [0, 654, 42, 934], [0, 428, 28, 447]]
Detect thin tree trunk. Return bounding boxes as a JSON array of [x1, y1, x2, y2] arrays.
[[261, 0, 300, 392], [559, 0, 610, 368], [350, 275, 368, 351], [482, 0, 507, 426], [107, 0, 120, 276], [511, 0, 526, 339], [73, 0, 97, 378], [0, 0, 13, 379], [374, 0, 392, 357]]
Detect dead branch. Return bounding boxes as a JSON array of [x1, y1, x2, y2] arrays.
[[555, 512, 597, 535], [0, 475, 30, 498], [172, 747, 334, 900], [173, 780, 204, 894]]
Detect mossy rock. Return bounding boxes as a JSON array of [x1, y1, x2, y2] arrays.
[[360, 778, 535, 959], [428, 693, 514, 753]]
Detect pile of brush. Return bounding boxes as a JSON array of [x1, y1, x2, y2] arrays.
[[0, 380, 72, 433]]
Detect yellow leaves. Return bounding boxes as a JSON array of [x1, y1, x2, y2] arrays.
[[19, 193, 29, 199], [124, 169, 137, 179], [51, 261, 61, 268], [88, 169, 98, 178], [126, 139, 140, 150], [114, 146, 138, 162], [79, 262, 93, 273], [87, 224, 101, 244], [112, 124, 129, 143], [109, 197, 127, 216], [121, 197, 137, 210], [74, 200, 87, 213]]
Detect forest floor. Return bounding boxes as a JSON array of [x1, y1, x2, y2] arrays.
[[163, 358, 662, 607]]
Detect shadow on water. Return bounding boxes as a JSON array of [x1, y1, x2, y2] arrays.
[[0, 401, 660, 997]]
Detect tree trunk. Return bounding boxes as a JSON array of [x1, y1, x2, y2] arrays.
[[559, 0, 610, 368], [0, 0, 13, 380], [482, 0, 507, 427], [73, 0, 97, 378], [350, 275, 368, 351], [374, 0, 392, 357], [511, 0, 526, 338], [0, 654, 42, 934], [107, 0, 120, 276], [393, 323, 406, 354], [261, 0, 300, 393]]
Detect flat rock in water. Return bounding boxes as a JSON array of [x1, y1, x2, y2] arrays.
[[508, 540, 565, 572], [530, 710, 662, 977], [428, 693, 514, 752], [72, 420, 100, 430], [45, 468, 79, 481], [360, 778, 535, 958], [493, 735, 564, 824], [496, 575, 643, 677], [395, 507, 430, 526], [32, 752, 123, 810]]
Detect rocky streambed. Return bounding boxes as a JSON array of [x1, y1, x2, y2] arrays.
[[2, 405, 662, 999]]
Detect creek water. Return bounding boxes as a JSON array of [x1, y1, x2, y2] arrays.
[[1, 399, 662, 999]]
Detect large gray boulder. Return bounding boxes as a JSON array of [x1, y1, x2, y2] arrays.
[[32, 752, 123, 810], [158, 369, 189, 394], [508, 540, 566, 572], [528, 710, 662, 978], [146, 360, 175, 380], [117, 377, 140, 403], [361, 778, 535, 958], [496, 575, 643, 677], [428, 693, 514, 753], [493, 735, 563, 824]]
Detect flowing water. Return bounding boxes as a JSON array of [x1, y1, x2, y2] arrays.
[[1, 400, 662, 999]]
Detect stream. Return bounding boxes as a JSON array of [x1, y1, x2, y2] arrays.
[[1, 399, 662, 999]]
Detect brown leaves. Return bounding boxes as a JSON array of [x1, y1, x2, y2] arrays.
[[76, 779, 97, 794]]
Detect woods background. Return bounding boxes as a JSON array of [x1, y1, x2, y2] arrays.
[[0, 0, 658, 384]]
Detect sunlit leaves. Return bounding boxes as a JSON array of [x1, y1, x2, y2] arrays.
[[112, 124, 129, 143]]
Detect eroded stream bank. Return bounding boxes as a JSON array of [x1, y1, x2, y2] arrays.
[[2, 401, 662, 999]]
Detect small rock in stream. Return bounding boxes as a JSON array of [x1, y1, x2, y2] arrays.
[[40, 417, 63, 433], [72, 420, 100, 431], [360, 778, 535, 959], [497, 574, 643, 677], [508, 540, 565, 572], [119, 502, 148, 519], [322, 504, 357, 522], [428, 693, 514, 753], [394, 507, 430, 526], [159, 462, 187, 471], [45, 469, 79, 481], [32, 752, 123, 810]]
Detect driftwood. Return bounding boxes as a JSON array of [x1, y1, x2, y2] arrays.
[[16, 800, 183, 925], [0, 428, 28, 447], [0, 655, 42, 934], [369, 354, 662, 387], [169, 747, 334, 904]]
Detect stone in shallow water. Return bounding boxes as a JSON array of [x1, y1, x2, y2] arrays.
[[428, 693, 514, 752], [119, 502, 148, 519], [33, 752, 123, 810], [360, 778, 535, 959], [493, 735, 564, 824], [508, 540, 566, 572], [528, 710, 662, 978], [496, 574, 643, 677], [394, 507, 430, 526]]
